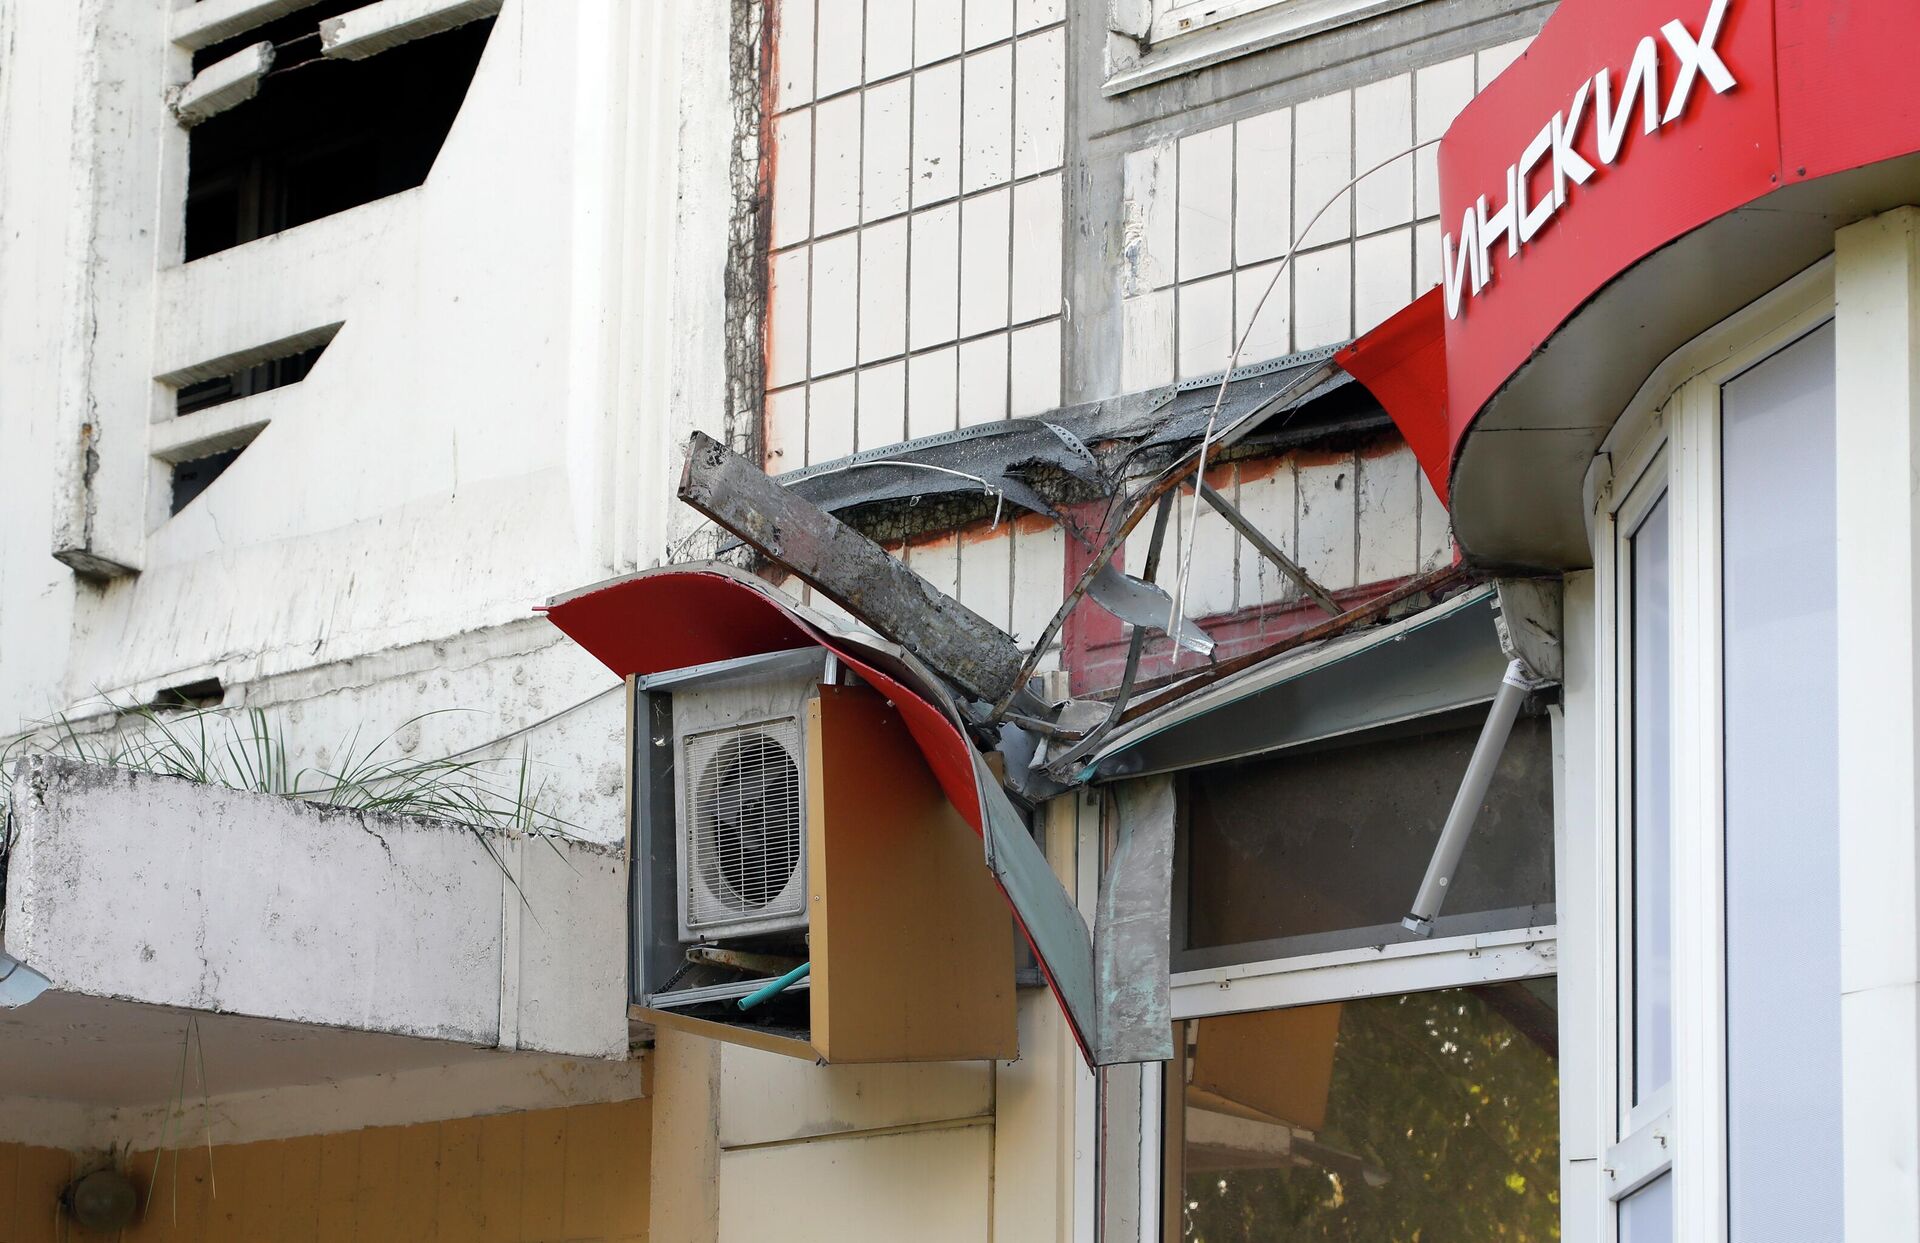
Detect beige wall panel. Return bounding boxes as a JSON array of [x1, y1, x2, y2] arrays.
[[0, 1092, 652, 1242], [718, 1121, 993, 1241], [806, 687, 1018, 1063], [649, 1026, 721, 1243], [992, 992, 1076, 1243], [718, 1044, 992, 1149]]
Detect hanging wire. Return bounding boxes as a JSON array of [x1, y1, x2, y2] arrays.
[[1165, 136, 1443, 638]]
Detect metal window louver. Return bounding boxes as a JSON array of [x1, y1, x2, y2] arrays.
[[682, 718, 807, 933]]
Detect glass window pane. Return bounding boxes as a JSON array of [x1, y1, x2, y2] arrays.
[[1174, 984, 1560, 1241], [1722, 322, 1841, 1240], [1630, 494, 1673, 1104], [1178, 710, 1556, 968], [1619, 1172, 1674, 1243]]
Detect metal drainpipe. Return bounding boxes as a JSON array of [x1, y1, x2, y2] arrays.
[[1402, 659, 1534, 937]]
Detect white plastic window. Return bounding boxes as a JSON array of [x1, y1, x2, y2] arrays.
[[1588, 261, 1838, 1242], [1720, 322, 1842, 1240], [1627, 492, 1673, 1110]]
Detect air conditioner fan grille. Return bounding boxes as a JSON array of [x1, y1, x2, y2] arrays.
[[684, 720, 805, 928]]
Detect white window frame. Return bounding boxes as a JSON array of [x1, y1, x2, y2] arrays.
[[1105, 0, 1429, 95], [1602, 445, 1680, 1206], [1584, 258, 1836, 1243], [1144, 905, 1560, 1238]]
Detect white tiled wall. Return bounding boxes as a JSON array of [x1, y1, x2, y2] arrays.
[[767, 0, 1068, 472], [1118, 37, 1531, 387], [1124, 447, 1453, 617]]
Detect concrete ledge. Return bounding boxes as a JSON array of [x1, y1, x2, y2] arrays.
[[321, 0, 504, 61], [170, 41, 275, 127], [2, 756, 625, 1059]]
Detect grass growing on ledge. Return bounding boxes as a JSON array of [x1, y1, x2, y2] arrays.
[[0, 703, 582, 845]]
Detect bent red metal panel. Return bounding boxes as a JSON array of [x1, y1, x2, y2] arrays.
[[1335, 290, 1452, 505], [542, 570, 985, 863], [541, 567, 1098, 1062]]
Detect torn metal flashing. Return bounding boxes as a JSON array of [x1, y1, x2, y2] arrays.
[[772, 345, 1379, 535]]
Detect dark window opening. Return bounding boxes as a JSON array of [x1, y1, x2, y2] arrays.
[[1175, 706, 1557, 970], [153, 678, 227, 711], [175, 338, 331, 415], [184, 4, 494, 260], [171, 446, 250, 515]]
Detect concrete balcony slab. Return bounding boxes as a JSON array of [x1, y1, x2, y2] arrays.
[[1, 757, 628, 1094]]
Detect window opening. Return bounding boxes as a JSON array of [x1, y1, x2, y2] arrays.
[[175, 338, 330, 416], [184, 2, 493, 259], [1166, 983, 1561, 1241], [1721, 321, 1841, 1238], [1618, 1172, 1675, 1243], [1626, 493, 1673, 1107], [152, 678, 227, 711], [171, 447, 249, 515], [1175, 706, 1556, 971]]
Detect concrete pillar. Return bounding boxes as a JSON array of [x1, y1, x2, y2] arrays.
[[1835, 205, 1920, 1240]]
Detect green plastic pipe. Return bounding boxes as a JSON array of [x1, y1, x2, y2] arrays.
[[737, 961, 811, 1011]]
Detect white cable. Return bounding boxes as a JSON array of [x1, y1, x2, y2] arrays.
[[811, 457, 1008, 528], [1166, 136, 1443, 637]]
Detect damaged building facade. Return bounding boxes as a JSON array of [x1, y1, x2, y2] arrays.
[[9, 0, 1903, 1239]]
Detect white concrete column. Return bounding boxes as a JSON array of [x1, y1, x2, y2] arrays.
[[1835, 205, 1920, 1240]]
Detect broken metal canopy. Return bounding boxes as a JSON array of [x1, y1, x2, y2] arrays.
[[774, 347, 1375, 524], [540, 564, 1102, 1064], [1084, 585, 1514, 783]]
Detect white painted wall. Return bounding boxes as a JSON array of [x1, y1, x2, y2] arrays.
[[5, 757, 626, 1057], [0, 0, 731, 1144], [0, 0, 736, 728]]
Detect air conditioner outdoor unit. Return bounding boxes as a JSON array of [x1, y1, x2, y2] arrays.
[[672, 656, 825, 942]]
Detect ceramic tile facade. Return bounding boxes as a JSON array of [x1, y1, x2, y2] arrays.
[[766, 0, 1067, 471], [1118, 38, 1531, 385], [1121, 445, 1448, 618]]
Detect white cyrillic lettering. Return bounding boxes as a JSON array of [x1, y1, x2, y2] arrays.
[[1661, 0, 1736, 123], [1442, 208, 1480, 319], [1595, 36, 1661, 165], [1517, 122, 1556, 242], [1476, 166, 1521, 284], [1442, 1, 1738, 319], [1552, 80, 1596, 206]]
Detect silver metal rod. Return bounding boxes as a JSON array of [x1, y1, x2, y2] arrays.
[[1402, 659, 1533, 937]]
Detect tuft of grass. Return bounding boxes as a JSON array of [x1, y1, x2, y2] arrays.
[[0, 702, 585, 852]]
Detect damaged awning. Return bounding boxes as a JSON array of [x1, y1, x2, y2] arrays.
[[771, 345, 1370, 526], [1083, 582, 1556, 783], [540, 563, 1101, 1064]]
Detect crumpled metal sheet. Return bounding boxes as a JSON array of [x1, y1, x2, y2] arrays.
[[774, 347, 1359, 520], [1087, 562, 1214, 655]]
